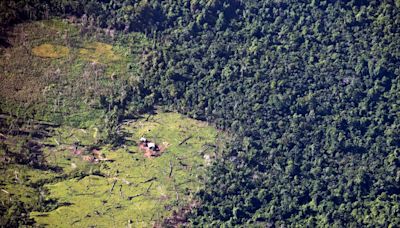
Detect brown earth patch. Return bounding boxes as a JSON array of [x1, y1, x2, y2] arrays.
[[139, 142, 167, 159], [155, 201, 200, 228]]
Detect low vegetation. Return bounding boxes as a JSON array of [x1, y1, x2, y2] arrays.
[[0, 19, 146, 137], [32, 44, 70, 59], [78, 42, 122, 64], [1, 112, 220, 227]]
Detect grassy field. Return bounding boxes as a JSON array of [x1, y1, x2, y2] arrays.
[[29, 112, 218, 227], [0, 112, 219, 227]]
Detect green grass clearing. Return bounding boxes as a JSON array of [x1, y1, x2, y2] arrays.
[[27, 112, 219, 227], [32, 44, 70, 58], [78, 42, 122, 64]]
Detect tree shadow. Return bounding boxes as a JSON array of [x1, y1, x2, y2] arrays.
[[0, 29, 12, 48]]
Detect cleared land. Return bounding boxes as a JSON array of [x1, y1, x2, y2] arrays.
[[0, 19, 145, 128], [1, 112, 219, 227]]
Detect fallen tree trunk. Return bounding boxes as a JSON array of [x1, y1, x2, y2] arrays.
[[178, 136, 192, 146]]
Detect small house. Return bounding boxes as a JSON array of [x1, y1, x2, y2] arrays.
[[148, 142, 156, 150], [140, 137, 147, 143]]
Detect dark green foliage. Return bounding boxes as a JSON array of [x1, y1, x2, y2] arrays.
[[0, 201, 35, 227], [0, 0, 163, 34], [139, 0, 400, 226]]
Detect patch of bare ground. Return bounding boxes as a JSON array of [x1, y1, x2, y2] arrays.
[[155, 201, 200, 228]]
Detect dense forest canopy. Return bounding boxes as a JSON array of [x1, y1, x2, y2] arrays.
[[1, 0, 400, 226]]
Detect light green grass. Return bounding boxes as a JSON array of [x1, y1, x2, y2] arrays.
[[29, 112, 218, 227], [32, 44, 70, 58], [78, 42, 121, 64], [0, 164, 58, 207]]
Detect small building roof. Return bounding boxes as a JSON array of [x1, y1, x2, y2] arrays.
[[148, 142, 156, 148], [140, 137, 147, 142]]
